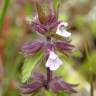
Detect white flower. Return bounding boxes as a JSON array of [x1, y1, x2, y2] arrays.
[[56, 22, 71, 37], [45, 51, 63, 70]]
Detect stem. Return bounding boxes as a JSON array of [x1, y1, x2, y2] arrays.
[[0, 0, 10, 33], [84, 39, 94, 96], [46, 36, 52, 88], [44, 67, 52, 90], [90, 72, 94, 96], [47, 67, 52, 82]]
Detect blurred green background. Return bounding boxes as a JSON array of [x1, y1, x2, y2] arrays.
[[0, 0, 96, 96]]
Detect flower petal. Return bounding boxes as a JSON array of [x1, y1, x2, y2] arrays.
[[45, 58, 52, 68], [49, 51, 57, 60], [56, 29, 71, 37], [56, 22, 71, 37], [50, 57, 62, 70], [45, 51, 62, 70]]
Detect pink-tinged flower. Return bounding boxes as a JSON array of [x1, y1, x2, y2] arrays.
[[45, 51, 62, 70], [56, 22, 71, 37], [20, 72, 78, 94]]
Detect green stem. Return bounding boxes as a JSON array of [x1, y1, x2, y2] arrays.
[[84, 40, 94, 96], [0, 0, 10, 34], [90, 73, 94, 96]]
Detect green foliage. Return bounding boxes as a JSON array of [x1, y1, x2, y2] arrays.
[[22, 51, 44, 83]]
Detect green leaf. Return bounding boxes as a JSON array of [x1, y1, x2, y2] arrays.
[[22, 51, 44, 83]]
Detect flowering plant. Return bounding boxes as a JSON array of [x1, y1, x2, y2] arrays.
[[20, 0, 78, 95]]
